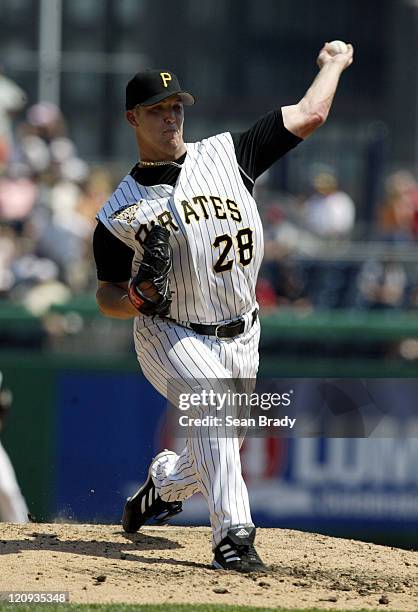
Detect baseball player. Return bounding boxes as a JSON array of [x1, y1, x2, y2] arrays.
[[94, 43, 354, 572], [0, 372, 29, 523]]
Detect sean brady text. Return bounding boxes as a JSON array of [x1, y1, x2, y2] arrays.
[[178, 415, 296, 429]]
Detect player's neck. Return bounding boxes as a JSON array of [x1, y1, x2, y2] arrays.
[[138, 142, 187, 163]]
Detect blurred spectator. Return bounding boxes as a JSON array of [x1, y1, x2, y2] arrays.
[[0, 76, 114, 313], [407, 285, 418, 310], [77, 168, 112, 220], [32, 164, 111, 292], [303, 172, 355, 238], [25, 101, 66, 142], [263, 203, 321, 258], [0, 225, 17, 295], [357, 259, 407, 310], [377, 170, 418, 241], [256, 277, 278, 311], [0, 71, 26, 167], [0, 372, 28, 523], [259, 260, 312, 312], [0, 162, 37, 231], [274, 263, 311, 311]]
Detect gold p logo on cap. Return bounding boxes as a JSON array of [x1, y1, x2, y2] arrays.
[[160, 72, 172, 88]]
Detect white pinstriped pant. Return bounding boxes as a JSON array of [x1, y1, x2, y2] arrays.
[[134, 311, 260, 548]]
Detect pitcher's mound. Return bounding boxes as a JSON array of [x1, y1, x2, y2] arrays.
[[0, 523, 416, 609]]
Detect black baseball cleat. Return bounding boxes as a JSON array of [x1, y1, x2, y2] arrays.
[[122, 451, 183, 533], [212, 525, 267, 573]]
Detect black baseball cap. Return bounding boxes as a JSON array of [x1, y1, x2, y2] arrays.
[[125, 69, 195, 110]]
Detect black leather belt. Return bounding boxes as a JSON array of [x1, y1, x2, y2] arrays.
[[189, 308, 258, 339]]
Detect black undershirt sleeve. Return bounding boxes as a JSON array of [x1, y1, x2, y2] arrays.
[[231, 108, 302, 183], [93, 220, 134, 282]]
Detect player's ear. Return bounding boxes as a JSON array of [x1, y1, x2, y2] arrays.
[[126, 110, 139, 128]]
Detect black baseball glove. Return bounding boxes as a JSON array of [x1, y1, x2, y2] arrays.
[[128, 225, 173, 317]]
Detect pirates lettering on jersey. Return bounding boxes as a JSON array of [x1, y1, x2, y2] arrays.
[[181, 195, 242, 225], [181, 200, 199, 225], [192, 196, 209, 219], [135, 212, 179, 245], [225, 199, 242, 222], [156, 210, 179, 232]]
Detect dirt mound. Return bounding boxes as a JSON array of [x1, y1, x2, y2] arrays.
[[0, 523, 417, 609]]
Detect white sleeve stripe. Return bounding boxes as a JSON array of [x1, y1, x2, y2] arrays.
[[238, 164, 255, 185]]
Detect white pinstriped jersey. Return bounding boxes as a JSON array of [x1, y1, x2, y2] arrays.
[[96, 132, 264, 325]]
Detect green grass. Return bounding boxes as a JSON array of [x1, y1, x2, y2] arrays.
[[0, 605, 385, 612]]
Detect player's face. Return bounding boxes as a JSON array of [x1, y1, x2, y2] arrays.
[[132, 95, 186, 161]]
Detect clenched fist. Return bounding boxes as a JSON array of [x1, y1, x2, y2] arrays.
[[317, 42, 354, 71]]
